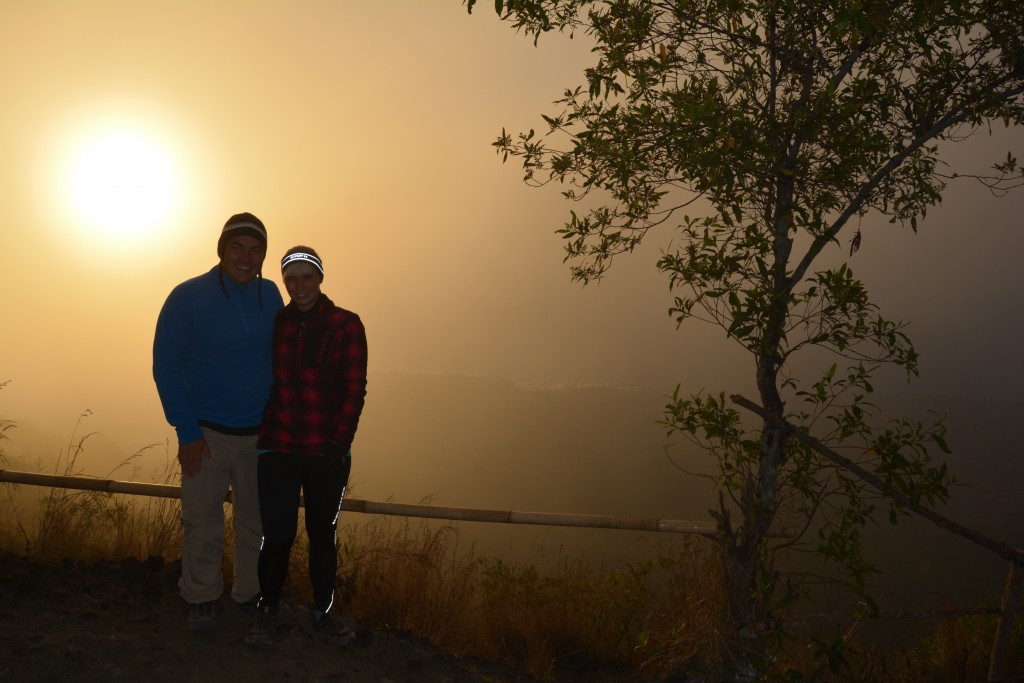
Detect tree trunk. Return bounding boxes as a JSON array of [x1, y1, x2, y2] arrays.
[[719, 187, 793, 674]]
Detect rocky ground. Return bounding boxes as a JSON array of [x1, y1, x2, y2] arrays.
[[0, 552, 636, 683]]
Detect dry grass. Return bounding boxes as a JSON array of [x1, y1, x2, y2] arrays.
[[0, 428, 729, 680], [281, 511, 727, 679], [322, 511, 722, 677], [785, 614, 1024, 683], [0, 411, 181, 562], [0, 413, 1021, 680]]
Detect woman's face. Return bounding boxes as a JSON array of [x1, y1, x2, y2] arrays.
[[283, 264, 321, 311]]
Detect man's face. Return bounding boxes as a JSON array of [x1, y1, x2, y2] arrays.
[[220, 235, 266, 285]]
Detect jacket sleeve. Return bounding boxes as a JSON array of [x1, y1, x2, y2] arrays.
[[332, 314, 368, 453], [152, 286, 202, 444]]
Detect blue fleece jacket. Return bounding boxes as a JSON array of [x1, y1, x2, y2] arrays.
[[153, 265, 284, 444]]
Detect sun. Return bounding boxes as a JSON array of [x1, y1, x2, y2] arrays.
[[65, 127, 179, 240]]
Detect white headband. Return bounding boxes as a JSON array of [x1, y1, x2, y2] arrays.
[[281, 252, 324, 276]]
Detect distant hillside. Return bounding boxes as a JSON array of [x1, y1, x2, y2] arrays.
[[346, 371, 716, 567], [352, 371, 714, 518], [350, 372, 1024, 606], [3, 369, 1019, 605]]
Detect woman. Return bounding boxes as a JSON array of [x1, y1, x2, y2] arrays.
[[246, 245, 368, 646]]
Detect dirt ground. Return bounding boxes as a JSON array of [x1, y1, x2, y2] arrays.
[[0, 552, 636, 683]]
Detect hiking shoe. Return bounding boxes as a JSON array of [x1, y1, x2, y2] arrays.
[[312, 613, 356, 645], [235, 593, 292, 620], [187, 600, 219, 632], [235, 593, 262, 612], [245, 607, 277, 646]]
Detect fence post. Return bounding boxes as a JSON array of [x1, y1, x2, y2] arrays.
[[988, 550, 1024, 682]]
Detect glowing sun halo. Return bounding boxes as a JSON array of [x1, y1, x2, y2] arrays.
[[66, 129, 178, 240]]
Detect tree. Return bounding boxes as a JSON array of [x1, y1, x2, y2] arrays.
[[468, 0, 1024, 676]]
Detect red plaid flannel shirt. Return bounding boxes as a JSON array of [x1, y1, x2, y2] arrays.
[[257, 294, 367, 455]]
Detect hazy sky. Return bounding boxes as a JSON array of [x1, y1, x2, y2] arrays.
[[1, 1, 1022, 533]]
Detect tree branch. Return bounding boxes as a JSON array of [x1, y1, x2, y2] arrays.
[[789, 79, 1024, 286], [730, 393, 1021, 562]]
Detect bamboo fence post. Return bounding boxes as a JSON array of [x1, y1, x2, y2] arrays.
[[988, 550, 1024, 682]]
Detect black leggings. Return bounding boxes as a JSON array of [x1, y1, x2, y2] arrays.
[[256, 450, 351, 613]]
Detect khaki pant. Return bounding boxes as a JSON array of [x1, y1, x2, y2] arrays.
[[178, 428, 262, 605]]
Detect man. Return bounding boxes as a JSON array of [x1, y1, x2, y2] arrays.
[[153, 212, 284, 631]]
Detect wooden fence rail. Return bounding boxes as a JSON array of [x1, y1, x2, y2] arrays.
[[0, 468, 718, 536]]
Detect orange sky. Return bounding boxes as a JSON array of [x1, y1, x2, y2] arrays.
[[1, 1, 1022, 516]]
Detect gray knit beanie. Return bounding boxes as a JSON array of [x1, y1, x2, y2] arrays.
[[218, 212, 267, 258]]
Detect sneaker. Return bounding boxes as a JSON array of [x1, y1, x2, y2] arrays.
[[245, 607, 277, 646], [187, 600, 219, 632], [312, 613, 356, 645], [277, 600, 294, 624], [235, 593, 262, 612]]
